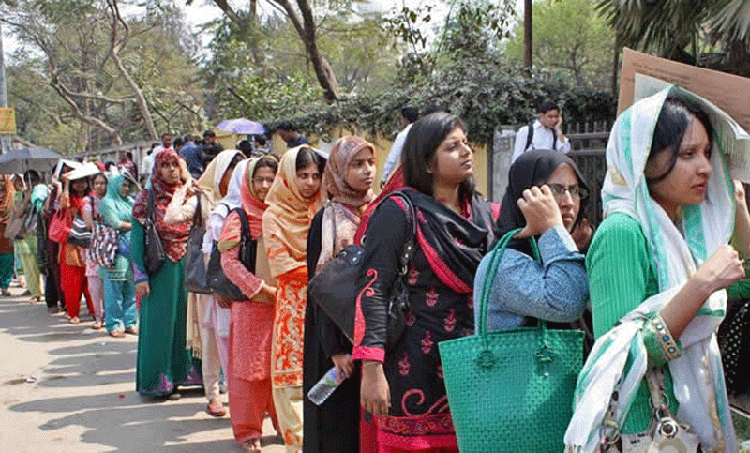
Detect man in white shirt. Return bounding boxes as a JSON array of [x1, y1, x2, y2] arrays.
[[381, 106, 420, 186], [511, 101, 571, 163]]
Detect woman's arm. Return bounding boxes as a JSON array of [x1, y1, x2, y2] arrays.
[[81, 201, 95, 230], [163, 185, 198, 224], [131, 220, 150, 296], [219, 212, 269, 302], [484, 226, 588, 325]]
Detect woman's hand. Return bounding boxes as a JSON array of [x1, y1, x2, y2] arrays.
[[571, 217, 593, 251], [361, 360, 390, 416], [136, 281, 150, 298], [694, 245, 745, 294], [120, 221, 132, 232], [251, 283, 276, 306], [331, 354, 354, 379], [515, 185, 563, 238], [733, 180, 750, 256]]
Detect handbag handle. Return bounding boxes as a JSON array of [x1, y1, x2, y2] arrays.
[[477, 228, 542, 339]]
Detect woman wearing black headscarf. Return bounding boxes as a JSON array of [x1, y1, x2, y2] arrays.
[[474, 149, 590, 332]]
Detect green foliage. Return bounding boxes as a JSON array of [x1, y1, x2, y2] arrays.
[[219, 72, 322, 121], [506, 0, 615, 90], [265, 69, 615, 145]]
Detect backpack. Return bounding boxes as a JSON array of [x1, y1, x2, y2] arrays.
[[524, 121, 557, 152]]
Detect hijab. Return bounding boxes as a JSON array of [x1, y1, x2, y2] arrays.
[[565, 86, 737, 451], [317, 136, 376, 269], [498, 149, 589, 255], [262, 146, 323, 277], [99, 173, 134, 227], [218, 158, 273, 250], [196, 149, 244, 221], [132, 149, 191, 262]]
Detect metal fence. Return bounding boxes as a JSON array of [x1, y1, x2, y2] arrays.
[[488, 128, 608, 227]]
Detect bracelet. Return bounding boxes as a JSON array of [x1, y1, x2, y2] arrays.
[[649, 315, 681, 362]]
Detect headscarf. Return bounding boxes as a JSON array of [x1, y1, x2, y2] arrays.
[[262, 146, 323, 277], [317, 136, 377, 269], [98, 173, 134, 229], [353, 165, 405, 245], [132, 149, 191, 263], [565, 86, 738, 451], [0, 175, 16, 224], [196, 149, 244, 221], [498, 149, 589, 255], [322, 136, 376, 205], [218, 158, 271, 249]]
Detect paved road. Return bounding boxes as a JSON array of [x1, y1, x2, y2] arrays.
[[0, 286, 285, 453]]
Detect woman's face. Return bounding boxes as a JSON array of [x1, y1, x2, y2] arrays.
[[119, 179, 130, 197], [295, 163, 321, 200], [159, 159, 181, 185], [71, 178, 88, 195], [252, 166, 276, 202], [430, 127, 473, 186], [646, 115, 712, 214], [546, 163, 581, 232], [12, 178, 23, 191], [344, 148, 376, 192], [94, 176, 107, 198]]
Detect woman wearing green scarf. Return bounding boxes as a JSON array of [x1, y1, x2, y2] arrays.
[[98, 173, 138, 337]]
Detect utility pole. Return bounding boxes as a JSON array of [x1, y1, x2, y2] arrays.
[[0, 23, 11, 154], [524, 0, 532, 71]]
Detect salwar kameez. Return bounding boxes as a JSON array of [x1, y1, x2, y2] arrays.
[[17, 235, 40, 298], [132, 222, 201, 396], [0, 252, 13, 289], [271, 266, 307, 451]]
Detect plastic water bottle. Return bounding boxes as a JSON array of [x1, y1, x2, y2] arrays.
[[307, 367, 345, 405]]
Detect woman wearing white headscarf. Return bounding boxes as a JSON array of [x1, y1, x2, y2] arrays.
[[165, 149, 244, 416], [565, 86, 750, 452]]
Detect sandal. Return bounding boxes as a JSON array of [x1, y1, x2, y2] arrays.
[[110, 329, 125, 338], [125, 326, 138, 335], [206, 398, 227, 417], [240, 439, 262, 453], [68, 317, 80, 325], [92, 320, 102, 330]]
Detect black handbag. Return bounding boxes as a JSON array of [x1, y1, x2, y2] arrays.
[[67, 214, 91, 248], [183, 197, 212, 294], [205, 207, 256, 301], [307, 191, 417, 350], [143, 188, 166, 276]]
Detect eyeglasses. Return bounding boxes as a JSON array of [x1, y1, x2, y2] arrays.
[[548, 183, 589, 200], [252, 177, 275, 185]]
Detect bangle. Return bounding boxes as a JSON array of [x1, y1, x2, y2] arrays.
[[648, 315, 681, 361]]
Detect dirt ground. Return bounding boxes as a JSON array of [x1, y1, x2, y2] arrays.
[[0, 286, 285, 453]]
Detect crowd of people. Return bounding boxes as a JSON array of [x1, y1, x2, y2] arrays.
[[3, 86, 750, 453]]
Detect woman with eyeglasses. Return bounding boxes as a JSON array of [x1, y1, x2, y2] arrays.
[[474, 149, 590, 333]]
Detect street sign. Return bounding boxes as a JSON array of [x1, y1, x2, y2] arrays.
[[0, 108, 16, 135]]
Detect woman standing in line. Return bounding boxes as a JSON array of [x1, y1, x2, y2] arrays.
[[59, 172, 95, 324], [355, 113, 496, 453], [0, 175, 16, 296], [219, 156, 280, 453], [303, 136, 377, 453], [82, 172, 108, 329], [97, 173, 138, 338], [565, 89, 749, 452], [12, 171, 42, 303], [474, 150, 590, 332], [165, 148, 244, 415], [263, 146, 324, 451], [132, 149, 201, 398]]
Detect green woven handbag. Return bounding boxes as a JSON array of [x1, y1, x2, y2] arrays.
[[439, 228, 584, 452]]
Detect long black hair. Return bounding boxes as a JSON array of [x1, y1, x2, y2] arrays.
[[295, 146, 325, 174], [402, 112, 475, 200], [647, 95, 713, 184]]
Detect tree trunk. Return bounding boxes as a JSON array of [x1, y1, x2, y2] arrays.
[[524, 0, 533, 70]]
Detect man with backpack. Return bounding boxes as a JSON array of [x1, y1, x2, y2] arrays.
[[511, 101, 571, 163]]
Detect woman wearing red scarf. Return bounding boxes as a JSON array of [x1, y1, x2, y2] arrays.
[[132, 149, 201, 397], [218, 156, 280, 453]]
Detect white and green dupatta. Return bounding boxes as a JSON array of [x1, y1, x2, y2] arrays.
[[564, 86, 739, 452]]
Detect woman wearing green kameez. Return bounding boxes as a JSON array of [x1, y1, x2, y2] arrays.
[[132, 149, 201, 397]]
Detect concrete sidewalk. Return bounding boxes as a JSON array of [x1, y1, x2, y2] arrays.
[[0, 287, 285, 453]]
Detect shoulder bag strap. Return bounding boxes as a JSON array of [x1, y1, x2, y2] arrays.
[[388, 191, 418, 277]]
